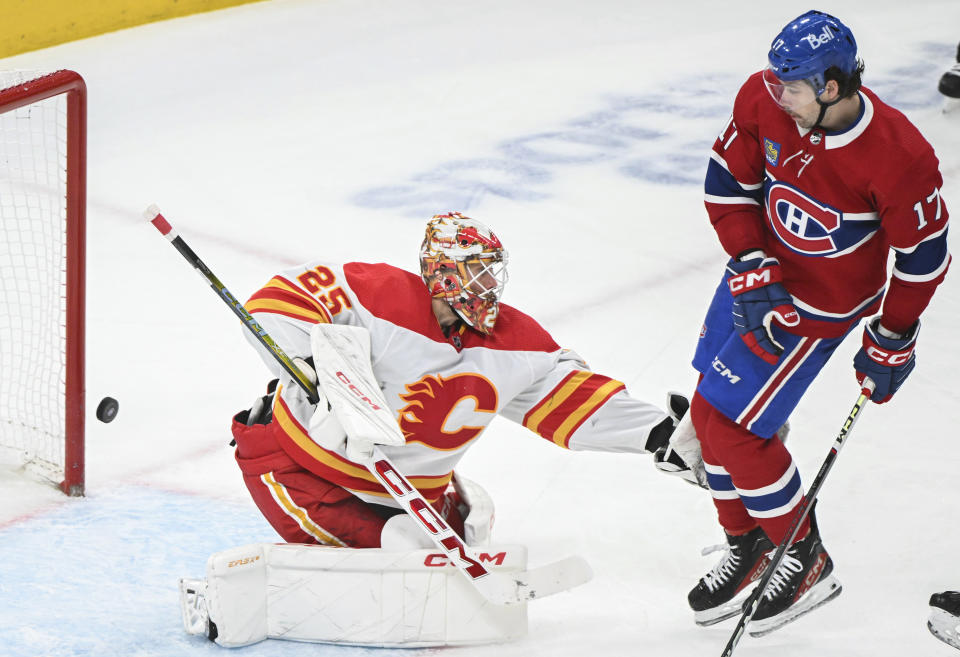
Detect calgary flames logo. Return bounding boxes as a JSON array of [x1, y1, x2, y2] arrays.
[[397, 374, 498, 450]]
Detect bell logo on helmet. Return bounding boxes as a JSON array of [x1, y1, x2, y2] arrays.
[[801, 25, 836, 50]]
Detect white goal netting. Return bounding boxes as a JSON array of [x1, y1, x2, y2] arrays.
[[0, 70, 70, 486]]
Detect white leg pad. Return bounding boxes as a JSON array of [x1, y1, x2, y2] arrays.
[[188, 543, 529, 648], [205, 544, 270, 647]]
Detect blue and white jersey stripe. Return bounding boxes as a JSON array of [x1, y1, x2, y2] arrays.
[[705, 151, 763, 206], [705, 461, 804, 520], [893, 228, 950, 283]]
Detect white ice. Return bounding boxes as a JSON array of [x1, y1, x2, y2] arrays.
[[1, 1, 959, 655]]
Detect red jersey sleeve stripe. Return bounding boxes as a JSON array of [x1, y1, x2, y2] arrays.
[[523, 371, 626, 448]]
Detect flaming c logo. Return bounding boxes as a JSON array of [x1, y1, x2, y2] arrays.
[[397, 374, 498, 450]]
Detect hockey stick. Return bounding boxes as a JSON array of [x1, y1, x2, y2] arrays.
[[145, 204, 592, 605], [720, 380, 874, 657]]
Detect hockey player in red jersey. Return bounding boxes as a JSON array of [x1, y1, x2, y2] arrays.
[[230, 211, 690, 550], [686, 11, 950, 635]]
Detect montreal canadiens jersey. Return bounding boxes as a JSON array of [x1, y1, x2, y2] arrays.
[[242, 260, 666, 506], [705, 72, 950, 336]]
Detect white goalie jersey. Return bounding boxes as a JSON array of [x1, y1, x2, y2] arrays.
[[243, 260, 667, 506]]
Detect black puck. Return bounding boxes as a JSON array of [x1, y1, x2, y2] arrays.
[[96, 397, 119, 423]]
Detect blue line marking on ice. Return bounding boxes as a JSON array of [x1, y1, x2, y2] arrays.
[[0, 487, 429, 657]]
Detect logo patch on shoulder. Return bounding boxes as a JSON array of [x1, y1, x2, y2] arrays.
[[764, 138, 781, 166]]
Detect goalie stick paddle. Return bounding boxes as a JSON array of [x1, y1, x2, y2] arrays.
[[145, 204, 592, 605], [720, 381, 874, 657]]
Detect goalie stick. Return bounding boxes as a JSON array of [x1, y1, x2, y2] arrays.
[[145, 204, 592, 606], [720, 380, 874, 657]]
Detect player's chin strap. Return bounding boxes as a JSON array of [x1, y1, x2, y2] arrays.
[[145, 204, 592, 606], [812, 95, 841, 129]]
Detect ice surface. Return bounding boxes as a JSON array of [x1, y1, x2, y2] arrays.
[[1, 1, 959, 655]]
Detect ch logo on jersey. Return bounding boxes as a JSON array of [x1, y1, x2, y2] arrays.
[[397, 373, 498, 450], [766, 182, 843, 255]]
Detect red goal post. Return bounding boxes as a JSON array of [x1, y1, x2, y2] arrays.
[[0, 70, 86, 496]]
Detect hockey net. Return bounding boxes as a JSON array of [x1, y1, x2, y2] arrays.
[[0, 70, 86, 496]]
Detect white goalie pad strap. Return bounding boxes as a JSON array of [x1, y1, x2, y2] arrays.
[[197, 543, 528, 648], [669, 411, 707, 487], [453, 472, 495, 546], [309, 323, 405, 462]]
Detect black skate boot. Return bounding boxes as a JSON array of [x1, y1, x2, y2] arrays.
[[939, 42, 960, 99], [747, 511, 842, 637], [928, 591, 960, 650], [688, 526, 774, 626]]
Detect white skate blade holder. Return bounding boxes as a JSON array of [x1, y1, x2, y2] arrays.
[[747, 574, 842, 637], [929, 607, 960, 650]]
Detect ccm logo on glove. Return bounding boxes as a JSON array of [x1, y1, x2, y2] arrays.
[[864, 344, 914, 366], [727, 266, 781, 294]]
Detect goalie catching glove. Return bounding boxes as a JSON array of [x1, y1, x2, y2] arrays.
[[650, 393, 707, 489]]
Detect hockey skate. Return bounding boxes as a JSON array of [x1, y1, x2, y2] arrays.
[[939, 41, 960, 99], [928, 591, 960, 650], [747, 514, 842, 637], [688, 526, 773, 626]]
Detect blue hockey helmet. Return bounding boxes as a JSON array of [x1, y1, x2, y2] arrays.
[[767, 11, 858, 97]]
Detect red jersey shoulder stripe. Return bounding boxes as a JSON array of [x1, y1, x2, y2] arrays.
[[246, 275, 332, 324], [522, 371, 626, 448]]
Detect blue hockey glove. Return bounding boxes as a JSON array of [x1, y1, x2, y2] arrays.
[[853, 318, 918, 403], [726, 255, 799, 364]]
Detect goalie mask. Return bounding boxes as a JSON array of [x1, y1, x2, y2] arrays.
[[420, 212, 509, 334]]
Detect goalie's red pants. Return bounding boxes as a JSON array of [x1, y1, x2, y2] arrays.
[[230, 412, 464, 548], [691, 391, 810, 544]]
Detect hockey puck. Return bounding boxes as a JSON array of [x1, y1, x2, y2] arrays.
[[96, 397, 119, 423]]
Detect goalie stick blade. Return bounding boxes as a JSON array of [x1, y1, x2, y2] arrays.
[[469, 555, 592, 605], [515, 555, 593, 602]]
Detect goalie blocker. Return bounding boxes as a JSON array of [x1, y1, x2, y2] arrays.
[[180, 542, 530, 647]]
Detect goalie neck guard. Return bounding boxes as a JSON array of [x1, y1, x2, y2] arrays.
[[420, 212, 508, 335]]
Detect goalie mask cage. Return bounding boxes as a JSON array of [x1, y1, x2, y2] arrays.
[[0, 70, 86, 496]]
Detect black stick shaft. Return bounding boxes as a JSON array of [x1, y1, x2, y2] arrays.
[[146, 205, 319, 404]]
